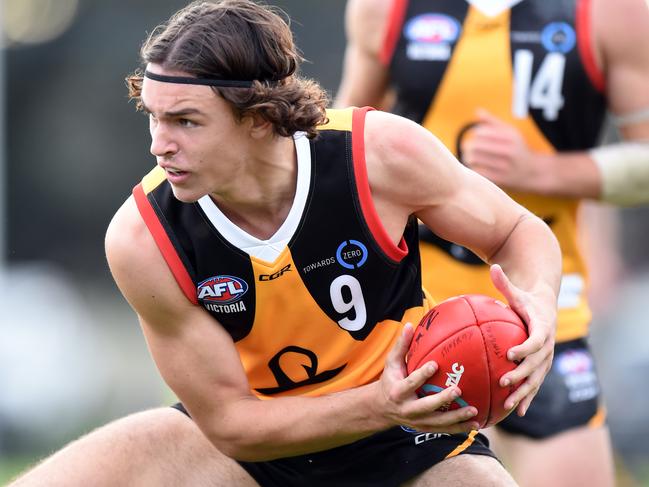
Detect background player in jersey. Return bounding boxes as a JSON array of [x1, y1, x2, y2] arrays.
[[8, 1, 561, 485], [335, 0, 649, 486]]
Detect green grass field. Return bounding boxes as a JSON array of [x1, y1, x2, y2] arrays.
[[0, 457, 35, 485]]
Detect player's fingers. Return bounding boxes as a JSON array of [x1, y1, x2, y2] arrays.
[[489, 265, 530, 327], [393, 361, 439, 398], [476, 108, 509, 127], [503, 378, 533, 413], [506, 329, 544, 363], [505, 360, 548, 414], [421, 413, 481, 434], [502, 349, 552, 410], [405, 414, 479, 435], [515, 391, 536, 418], [407, 387, 478, 422], [471, 124, 516, 144], [489, 265, 515, 303], [463, 133, 512, 158], [506, 308, 554, 362], [413, 399, 480, 432], [514, 349, 553, 415], [415, 392, 479, 431], [464, 144, 512, 169], [490, 264, 510, 292], [386, 322, 414, 372], [501, 336, 551, 387]]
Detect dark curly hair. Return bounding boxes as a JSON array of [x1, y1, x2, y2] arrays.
[[126, 0, 328, 138]]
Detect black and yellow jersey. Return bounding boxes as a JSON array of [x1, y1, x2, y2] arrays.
[[382, 0, 607, 342], [133, 107, 429, 398]]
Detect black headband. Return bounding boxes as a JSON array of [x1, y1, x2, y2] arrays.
[[144, 70, 277, 88]]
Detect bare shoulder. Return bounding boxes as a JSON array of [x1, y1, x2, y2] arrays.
[[346, 0, 394, 55], [363, 111, 465, 210], [105, 196, 192, 324], [347, 0, 393, 28], [594, 0, 649, 63], [363, 111, 526, 256], [105, 196, 155, 281]]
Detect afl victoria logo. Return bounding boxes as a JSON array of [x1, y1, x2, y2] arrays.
[[556, 350, 593, 375], [405, 14, 460, 43], [197, 275, 248, 304]]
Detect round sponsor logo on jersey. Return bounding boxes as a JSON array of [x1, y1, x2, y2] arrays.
[[555, 349, 593, 375], [541, 22, 576, 53], [197, 275, 248, 304], [336, 240, 368, 270], [404, 14, 461, 44]]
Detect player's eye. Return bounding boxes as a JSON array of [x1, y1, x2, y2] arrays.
[[178, 118, 197, 128]]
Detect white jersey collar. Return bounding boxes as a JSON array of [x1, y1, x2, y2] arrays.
[[465, 0, 526, 17], [197, 132, 310, 263]]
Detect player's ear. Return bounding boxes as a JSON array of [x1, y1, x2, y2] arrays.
[[246, 114, 273, 139]]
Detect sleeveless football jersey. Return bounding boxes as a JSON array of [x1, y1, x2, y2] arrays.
[[133, 107, 429, 398], [382, 0, 607, 341]]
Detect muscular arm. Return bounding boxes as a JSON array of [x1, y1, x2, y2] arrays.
[[365, 111, 562, 413], [538, 0, 649, 198], [105, 196, 475, 462], [597, 0, 649, 140], [366, 112, 561, 288], [334, 0, 392, 108], [464, 0, 649, 202]]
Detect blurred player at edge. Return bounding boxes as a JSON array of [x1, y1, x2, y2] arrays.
[[8, 0, 562, 485], [335, 0, 649, 486]]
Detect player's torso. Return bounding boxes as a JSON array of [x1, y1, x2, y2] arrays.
[[386, 0, 607, 340], [134, 108, 428, 398]]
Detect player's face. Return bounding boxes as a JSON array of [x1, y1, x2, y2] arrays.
[[140, 64, 251, 203]]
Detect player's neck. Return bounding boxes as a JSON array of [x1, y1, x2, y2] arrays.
[[209, 134, 298, 240]]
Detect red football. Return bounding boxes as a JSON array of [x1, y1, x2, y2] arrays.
[[406, 294, 528, 428]]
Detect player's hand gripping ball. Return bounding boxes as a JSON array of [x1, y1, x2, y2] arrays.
[[406, 294, 528, 428]]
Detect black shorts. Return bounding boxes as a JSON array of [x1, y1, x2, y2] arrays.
[[497, 338, 604, 439], [171, 404, 495, 487]]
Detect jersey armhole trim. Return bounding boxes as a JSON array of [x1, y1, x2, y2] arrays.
[[380, 0, 409, 67], [576, 0, 605, 93], [133, 183, 198, 305], [352, 107, 408, 262]]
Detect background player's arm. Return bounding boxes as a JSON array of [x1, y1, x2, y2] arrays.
[[597, 0, 649, 141], [104, 196, 478, 462], [334, 0, 392, 109], [464, 0, 649, 202], [364, 111, 562, 415]]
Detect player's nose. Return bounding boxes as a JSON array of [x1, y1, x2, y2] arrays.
[[150, 124, 179, 158]]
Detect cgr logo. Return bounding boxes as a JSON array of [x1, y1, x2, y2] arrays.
[[445, 362, 465, 387], [259, 264, 292, 281], [197, 275, 248, 304]]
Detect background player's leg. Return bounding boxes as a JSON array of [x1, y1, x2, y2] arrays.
[[402, 453, 518, 487], [8, 408, 259, 487], [489, 425, 615, 487]]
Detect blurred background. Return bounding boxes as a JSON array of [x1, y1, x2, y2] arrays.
[[0, 0, 648, 484]]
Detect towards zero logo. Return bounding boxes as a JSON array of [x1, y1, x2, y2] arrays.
[[336, 240, 368, 270]]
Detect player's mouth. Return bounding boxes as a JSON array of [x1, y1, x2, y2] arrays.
[[164, 167, 190, 184]]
